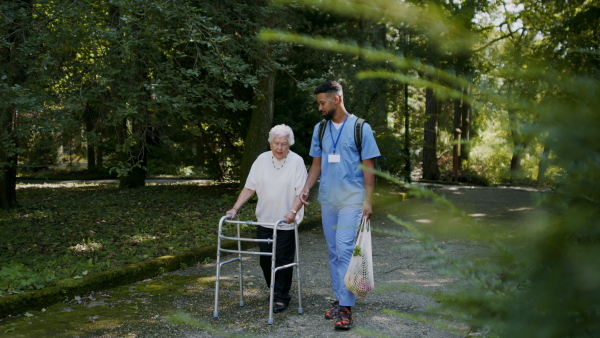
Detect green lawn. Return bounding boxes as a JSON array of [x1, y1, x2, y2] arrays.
[[0, 182, 319, 296]]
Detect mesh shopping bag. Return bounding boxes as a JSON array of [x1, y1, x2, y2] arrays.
[[344, 217, 374, 297]]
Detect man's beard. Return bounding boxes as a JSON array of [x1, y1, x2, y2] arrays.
[[322, 108, 335, 121]]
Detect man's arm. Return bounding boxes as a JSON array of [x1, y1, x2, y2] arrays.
[[299, 156, 321, 205], [362, 158, 375, 219]]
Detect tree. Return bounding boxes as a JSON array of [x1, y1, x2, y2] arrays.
[[239, 71, 276, 186], [262, 1, 600, 336], [0, 0, 35, 209], [45, 0, 262, 186], [422, 87, 440, 180], [514, 0, 599, 181], [232, 0, 284, 186]]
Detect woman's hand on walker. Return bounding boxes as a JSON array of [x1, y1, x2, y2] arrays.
[[284, 211, 295, 224], [225, 208, 237, 219]]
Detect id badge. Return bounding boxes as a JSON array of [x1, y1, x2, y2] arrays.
[[328, 153, 341, 163]]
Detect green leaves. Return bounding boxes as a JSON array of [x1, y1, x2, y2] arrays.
[[0, 182, 249, 295]]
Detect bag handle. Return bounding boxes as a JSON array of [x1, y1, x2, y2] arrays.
[[358, 215, 370, 233]]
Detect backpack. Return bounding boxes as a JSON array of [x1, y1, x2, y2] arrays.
[[318, 117, 366, 161]]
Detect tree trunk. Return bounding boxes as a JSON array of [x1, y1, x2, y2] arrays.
[[452, 94, 463, 182], [508, 109, 523, 179], [404, 83, 411, 183], [118, 121, 147, 188], [106, 3, 148, 189], [453, 1, 475, 171], [118, 116, 148, 188], [96, 131, 104, 168], [1, 0, 33, 209], [0, 107, 19, 209], [537, 134, 551, 182], [239, 70, 276, 187], [537, 141, 550, 181], [96, 147, 103, 168], [119, 164, 146, 189], [452, 85, 472, 174], [198, 126, 225, 180], [422, 88, 440, 181], [460, 90, 471, 166], [84, 104, 97, 170]]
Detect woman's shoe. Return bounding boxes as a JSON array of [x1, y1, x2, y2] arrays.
[[273, 302, 289, 313]]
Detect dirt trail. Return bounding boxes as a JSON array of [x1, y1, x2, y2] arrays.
[[0, 184, 547, 337]]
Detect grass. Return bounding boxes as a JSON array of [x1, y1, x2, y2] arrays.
[[17, 167, 116, 180], [17, 165, 214, 181], [0, 181, 320, 296]]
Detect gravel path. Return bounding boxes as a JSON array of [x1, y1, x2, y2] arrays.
[[0, 184, 546, 337]]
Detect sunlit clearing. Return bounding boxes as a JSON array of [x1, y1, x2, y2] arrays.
[[70, 241, 103, 252], [508, 207, 533, 212], [129, 234, 158, 243], [17, 182, 105, 189]]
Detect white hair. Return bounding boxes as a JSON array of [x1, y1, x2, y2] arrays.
[[268, 124, 295, 146]]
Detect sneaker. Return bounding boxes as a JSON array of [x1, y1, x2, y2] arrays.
[[334, 306, 353, 330], [324, 300, 340, 319]]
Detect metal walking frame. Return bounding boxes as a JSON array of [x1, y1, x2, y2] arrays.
[[213, 215, 304, 325]]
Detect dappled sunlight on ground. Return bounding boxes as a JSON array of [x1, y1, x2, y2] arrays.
[[0, 183, 548, 337]]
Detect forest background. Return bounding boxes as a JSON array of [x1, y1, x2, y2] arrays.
[[1, 0, 599, 336]]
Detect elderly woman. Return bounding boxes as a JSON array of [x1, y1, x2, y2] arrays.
[[226, 124, 307, 313]]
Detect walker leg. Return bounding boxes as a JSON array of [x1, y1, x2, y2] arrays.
[[268, 281, 275, 325], [237, 224, 245, 307], [294, 225, 303, 314], [268, 227, 278, 324], [238, 253, 245, 307], [215, 218, 302, 324], [214, 251, 221, 318]]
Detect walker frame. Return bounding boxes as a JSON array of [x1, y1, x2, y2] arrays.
[[213, 215, 303, 325]]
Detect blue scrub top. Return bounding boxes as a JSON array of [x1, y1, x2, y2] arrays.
[[309, 114, 381, 207]]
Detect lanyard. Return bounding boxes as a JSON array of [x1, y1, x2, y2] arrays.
[[329, 113, 348, 154]]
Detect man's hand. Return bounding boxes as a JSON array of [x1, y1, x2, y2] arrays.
[[362, 202, 372, 220], [299, 188, 310, 206], [300, 157, 321, 206], [361, 158, 375, 220]]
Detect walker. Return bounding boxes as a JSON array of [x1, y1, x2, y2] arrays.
[[213, 215, 303, 325]]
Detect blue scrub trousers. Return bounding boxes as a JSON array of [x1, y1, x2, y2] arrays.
[[321, 203, 362, 307]]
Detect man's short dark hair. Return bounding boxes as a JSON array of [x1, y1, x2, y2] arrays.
[[314, 80, 343, 97]]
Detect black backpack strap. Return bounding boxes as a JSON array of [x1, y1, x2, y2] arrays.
[[320, 117, 366, 160], [318, 119, 327, 151], [354, 118, 365, 161]]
